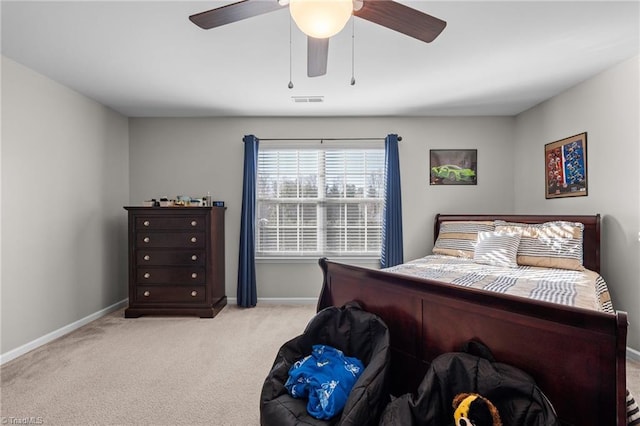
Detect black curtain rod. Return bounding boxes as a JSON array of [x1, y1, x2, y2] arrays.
[[257, 136, 402, 142]]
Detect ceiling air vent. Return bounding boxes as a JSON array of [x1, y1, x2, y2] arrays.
[[292, 96, 324, 103]]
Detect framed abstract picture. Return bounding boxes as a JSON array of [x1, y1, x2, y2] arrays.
[[430, 149, 477, 185], [545, 132, 588, 199]]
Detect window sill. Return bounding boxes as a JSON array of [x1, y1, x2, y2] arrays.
[[256, 256, 381, 265]]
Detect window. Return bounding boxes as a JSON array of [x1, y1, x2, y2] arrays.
[[256, 145, 385, 258]]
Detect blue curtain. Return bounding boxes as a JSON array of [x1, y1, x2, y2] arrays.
[[237, 135, 259, 307], [381, 134, 404, 268]]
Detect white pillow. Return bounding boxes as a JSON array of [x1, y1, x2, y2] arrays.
[[473, 231, 521, 268]]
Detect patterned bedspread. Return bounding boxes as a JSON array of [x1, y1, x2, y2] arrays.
[[384, 255, 639, 426], [384, 254, 612, 312]]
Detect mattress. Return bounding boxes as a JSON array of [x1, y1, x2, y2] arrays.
[[384, 254, 612, 312]]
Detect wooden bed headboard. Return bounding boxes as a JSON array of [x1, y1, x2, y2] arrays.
[[434, 213, 601, 273]]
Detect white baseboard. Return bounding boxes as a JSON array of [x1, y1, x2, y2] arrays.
[[227, 297, 318, 305], [0, 299, 128, 365], [4, 297, 637, 366]]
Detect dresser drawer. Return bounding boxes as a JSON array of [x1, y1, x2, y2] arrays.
[[135, 286, 206, 303], [137, 267, 206, 284], [137, 250, 206, 266], [136, 216, 205, 231], [136, 232, 205, 248]]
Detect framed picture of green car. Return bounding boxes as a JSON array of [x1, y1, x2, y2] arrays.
[[430, 149, 477, 185], [545, 132, 588, 199]]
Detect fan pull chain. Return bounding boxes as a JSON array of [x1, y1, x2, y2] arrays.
[[350, 17, 356, 86], [288, 16, 294, 89]]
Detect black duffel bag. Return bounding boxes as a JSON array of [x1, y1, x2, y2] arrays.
[[379, 341, 560, 426]]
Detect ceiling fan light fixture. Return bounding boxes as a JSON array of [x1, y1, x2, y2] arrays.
[[289, 0, 353, 39]]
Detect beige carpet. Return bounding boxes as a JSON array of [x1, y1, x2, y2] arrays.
[[2, 304, 640, 425], [1, 304, 316, 425]]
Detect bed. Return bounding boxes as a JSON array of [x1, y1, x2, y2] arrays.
[[317, 214, 632, 426]]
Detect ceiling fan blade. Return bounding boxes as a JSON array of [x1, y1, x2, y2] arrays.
[[308, 37, 329, 77], [354, 0, 446, 43], [189, 0, 286, 30]]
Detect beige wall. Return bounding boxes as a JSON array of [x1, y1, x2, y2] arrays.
[[1, 56, 130, 355], [128, 116, 516, 300], [514, 55, 640, 350]]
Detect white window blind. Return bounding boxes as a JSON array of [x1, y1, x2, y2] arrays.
[[256, 146, 385, 257]]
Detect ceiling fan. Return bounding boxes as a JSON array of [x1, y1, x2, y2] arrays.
[[189, 0, 446, 78]]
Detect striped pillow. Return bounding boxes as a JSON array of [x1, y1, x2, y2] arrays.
[[494, 220, 584, 270], [473, 231, 521, 268], [433, 221, 495, 258]]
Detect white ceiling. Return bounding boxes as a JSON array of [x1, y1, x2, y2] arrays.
[[2, 1, 639, 117]]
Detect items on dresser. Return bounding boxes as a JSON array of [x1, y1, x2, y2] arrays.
[[142, 194, 220, 207], [123, 206, 227, 318]]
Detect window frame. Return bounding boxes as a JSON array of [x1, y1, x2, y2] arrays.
[[255, 141, 385, 260]]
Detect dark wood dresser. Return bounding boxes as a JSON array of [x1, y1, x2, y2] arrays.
[[124, 206, 227, 318]]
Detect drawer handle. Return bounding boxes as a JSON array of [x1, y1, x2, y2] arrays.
[[143, 220, 150, 227], [190, 237, 197, 243], [143, 237, 150, 243], [191, 220, 197, 227], [191, 273, 198, 279], [191, 255, 198, 261], [144, 272, 150, 279], [191, 291, 198, 297], [143, 255, 150, 261], [143, 291, 150, 297]]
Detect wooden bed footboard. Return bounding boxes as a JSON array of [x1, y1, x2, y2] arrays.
[[317, 258, 628, 425]]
